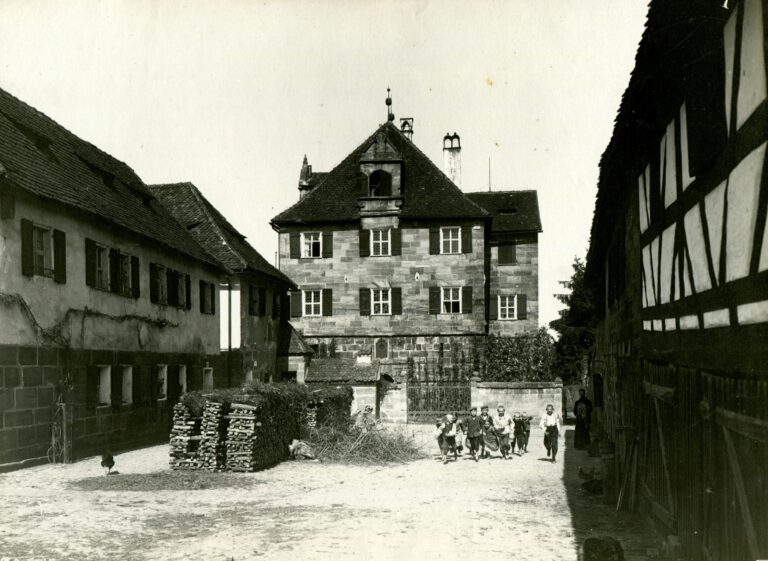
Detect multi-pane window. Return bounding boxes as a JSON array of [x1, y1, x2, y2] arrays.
[[302, 232, 321, 258], [98, 365, 111, 406], [303, 290, 322, 316], [155, 264, 168, 304], [156, 365, 168, 400], [121, 366, 133, 405], [440, 227, 461, 254], [372, 288, 391, 315], [94, 243, 110, 290], [371, 229, 391, 256], [442, 287, 461, 314], [499, 295, 517, 320], [32, 225, 54, 277], [119, 253, 132, 296]]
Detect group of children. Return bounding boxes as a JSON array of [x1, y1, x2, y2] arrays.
[[435, 403, 562, 464]]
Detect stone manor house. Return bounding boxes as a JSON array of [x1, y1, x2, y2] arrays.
[[271, 110, 542, 379]]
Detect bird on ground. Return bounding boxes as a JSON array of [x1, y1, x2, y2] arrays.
[[101, 452, 115, 475]]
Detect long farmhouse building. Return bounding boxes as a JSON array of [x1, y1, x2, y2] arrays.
[[586, 1, 768, 559], [271, 101, 542, 379]]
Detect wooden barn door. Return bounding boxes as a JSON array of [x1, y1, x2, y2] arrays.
[[701, 374, 768, 561]]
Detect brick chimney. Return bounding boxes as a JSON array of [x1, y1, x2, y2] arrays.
[[443, 133, 461, 187]]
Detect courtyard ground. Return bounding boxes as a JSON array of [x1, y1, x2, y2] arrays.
[[0, 426, 661, 561]]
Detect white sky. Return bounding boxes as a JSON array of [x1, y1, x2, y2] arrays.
[[0, 0, 648, 327]]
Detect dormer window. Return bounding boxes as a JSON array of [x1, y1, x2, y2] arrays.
[[369, 170, 392, 197]]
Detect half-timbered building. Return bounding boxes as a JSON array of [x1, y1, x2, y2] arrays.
[[587, 1, 768, 559]]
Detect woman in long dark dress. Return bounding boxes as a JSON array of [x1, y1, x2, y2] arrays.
[[573, 389, 593, 450]]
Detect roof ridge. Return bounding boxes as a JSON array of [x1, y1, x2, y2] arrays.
[[382, 121, 490, 217]]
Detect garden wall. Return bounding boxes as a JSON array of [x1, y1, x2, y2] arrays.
[[470, 380, 563, 418]]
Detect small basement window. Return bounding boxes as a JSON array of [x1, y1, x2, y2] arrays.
[[98, 365, 111, 406], [121, 365, 133, 405]]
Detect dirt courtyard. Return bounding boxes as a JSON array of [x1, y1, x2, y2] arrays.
[[0, 426, 661, 561]]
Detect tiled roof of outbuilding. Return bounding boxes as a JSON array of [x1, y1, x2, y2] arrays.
[[149, 182, 294, 286], [465, 190, 542, 233], [305, 358, 380, 384], [271, 121, 489, 226], [0, 87, 219, 268], [277, 323, 314, 356]]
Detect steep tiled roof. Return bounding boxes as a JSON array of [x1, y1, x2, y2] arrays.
[[277, 323, 314, 356], [305, 358, 380, 384], [0, 87, 219, 268], [465, 190, 542, 233], [149, 182, 294, 286], [271, 121, 489, 226]]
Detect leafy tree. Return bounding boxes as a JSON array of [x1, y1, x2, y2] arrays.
[[549, 257, 596, 385], [483, 328, 556, 382]]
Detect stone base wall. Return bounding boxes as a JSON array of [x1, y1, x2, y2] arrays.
[[0, 343, 222, 470], [351, 385, 376, 414], [379, 384, 407, 423], [471, 381, 563, 418]]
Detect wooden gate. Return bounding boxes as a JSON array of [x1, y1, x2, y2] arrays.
[[406, 382, 471, 423]]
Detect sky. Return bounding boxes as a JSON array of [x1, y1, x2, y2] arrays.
[[0, 0, 649, 328]]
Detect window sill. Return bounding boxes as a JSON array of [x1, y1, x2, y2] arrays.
[[439, 252, 462, 256]]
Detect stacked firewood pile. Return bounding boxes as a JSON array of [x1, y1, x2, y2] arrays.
[[169, 383, 353, 472], [225, 403, 260, 472], [169, 402, 202, 470], [198, 400, 229, 471]]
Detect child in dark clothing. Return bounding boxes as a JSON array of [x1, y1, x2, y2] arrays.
[[463, 406, 483, 461], [512, 412, 526, 455], [481, 419, 499, 457], [478, 405, 493, 458], [521, 411, 532, 453]]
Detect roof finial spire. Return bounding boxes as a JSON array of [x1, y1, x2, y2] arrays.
[[386, 87, 394, 122]]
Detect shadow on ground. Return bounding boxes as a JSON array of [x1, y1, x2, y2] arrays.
[[562, 428, 663, 561]]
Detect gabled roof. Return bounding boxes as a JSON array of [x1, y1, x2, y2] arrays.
[[271, 121, 489, 226], [0, 87, 219, 268], [277, 323, 314, 356], [465, 190, 542, 233], [305, 358, 380, 384], [149, 182, 294, 286]]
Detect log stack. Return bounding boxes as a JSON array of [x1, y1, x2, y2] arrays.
[[198, 400, 229, 471], [225, 403, 260, 472], [169, 402, 202, 470]]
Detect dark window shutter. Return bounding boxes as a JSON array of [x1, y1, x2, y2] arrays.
[[359, 288, 371, 316], [185, 274, 192, 310], [391, 229, 402, 256], [289, 232, 300, 258], [322, 232, 333, 258], [462, 226, 472, 254], [462, 286, 473, 314], [359, 230, 370, 257], [86, 365, 99, 408], [290, 289, 302, 318], [517, 294, 527, 320], [210, 283, 216, 315], [131, 256, 140, 298], [429, 227, 440, 255], [429, 287, 440, 314], [21, 218, 34, 277], [53, 229, 66, 284], [149, 366, 159, 402], [150, 263, 159, 303], [248, 284, 255, 315], [489, 295, 498, 320], [391, 287, 402, 315], [85, 239, 97, 287], [258, 287, 267, 316], [109, 249, 120, 293], [110, 366, 122, 408], [322, 288, 333, 316], [498, 243, 517, 265]]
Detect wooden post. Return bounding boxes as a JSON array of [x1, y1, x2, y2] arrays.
[[62, 403, 70, 463], [722, 425, 759, 560]]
